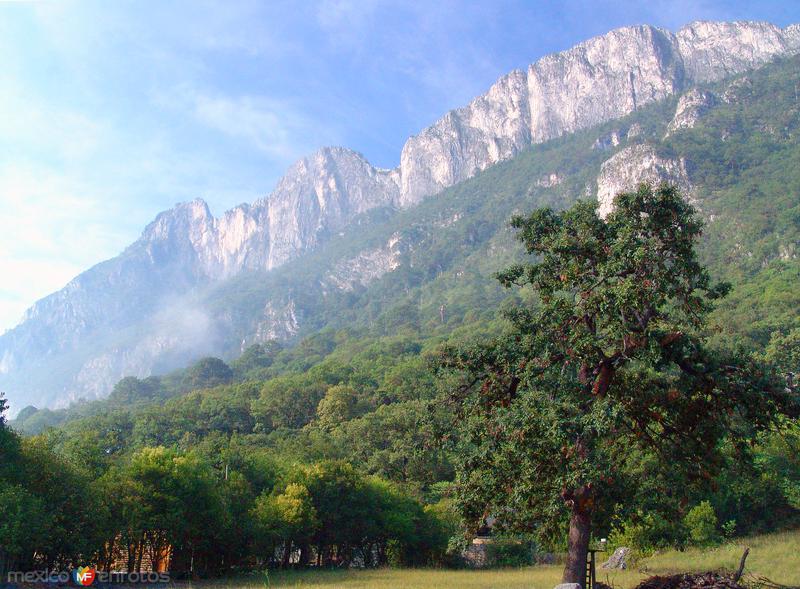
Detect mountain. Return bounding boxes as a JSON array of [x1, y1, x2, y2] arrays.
[[2, 20, 799, 412]]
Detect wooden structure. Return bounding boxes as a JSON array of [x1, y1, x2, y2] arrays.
[[585, 545, 606, 589]]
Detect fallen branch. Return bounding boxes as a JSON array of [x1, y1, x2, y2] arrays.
[[746, 575, 800, 589], [733, 547, 749, 584]]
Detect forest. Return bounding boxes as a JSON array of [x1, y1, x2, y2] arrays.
[[3, 184, 799, 579], [3, 57, 800, 581]]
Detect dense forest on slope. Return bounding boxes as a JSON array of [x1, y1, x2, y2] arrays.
[[4, 56, 800, 573], [14, 55, 800, 432]]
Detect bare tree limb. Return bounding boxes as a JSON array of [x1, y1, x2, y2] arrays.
[[733, 547, 749, 584]]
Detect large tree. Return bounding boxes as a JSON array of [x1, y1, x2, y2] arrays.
[[439, 184, 798, 585]]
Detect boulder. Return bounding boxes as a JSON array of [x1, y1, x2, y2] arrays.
[[601, 546, 631, 569]]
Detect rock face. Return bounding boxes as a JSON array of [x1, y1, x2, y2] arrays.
[[138, 147, 401, 279], [114, 19, 800, 261], [666, 89, 717, 136], [326, 232, 408, 292], [397, 20, 799, 204], [399, 70, 532, 206], [528, 25, 683, 144], [675, 21, 797, 83], [2, 20, 799, 410], [594, 131, 623, 151], [596, 144, 693, 217], [262, 148, 401, 269], [252, 300, 300, 345]]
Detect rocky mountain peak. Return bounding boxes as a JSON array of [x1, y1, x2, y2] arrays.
[[137, 19, 800, 260], [395, 20, 799, 207], [787, 24, 800, 49], [3, 19, 799, 411], [675, 20, 795, 82], [527, 24, 683, 144], [258, 145, 400, 269], [141, 198, 213, 244]]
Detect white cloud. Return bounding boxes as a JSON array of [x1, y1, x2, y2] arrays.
[[0, 161, 132, 332], [0, 80, 108, 162], [149, 82, 342, 165], [193, 94, 310, 160]]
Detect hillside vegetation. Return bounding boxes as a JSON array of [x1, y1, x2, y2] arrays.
[[3, 56, 800, 577]]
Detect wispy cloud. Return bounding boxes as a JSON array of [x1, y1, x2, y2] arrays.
[[193, 94, 329, 160], [313, 0, 506, 119], [0, 162, 126, 331], [0, 0, 798, 335], [0, 83, 108, 163]]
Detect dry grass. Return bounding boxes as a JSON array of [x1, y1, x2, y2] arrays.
[[640, 529, 800, 586], [191, 528, 800, 589]]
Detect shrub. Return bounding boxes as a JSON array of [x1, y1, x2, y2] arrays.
[[608, 513, 688, 557], [486, 537, 535, 567], [722, 519, 737, 539], [685, 501, 720, 546]]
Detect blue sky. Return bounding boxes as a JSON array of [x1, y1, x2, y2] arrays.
[[1, 0, 799, 332]]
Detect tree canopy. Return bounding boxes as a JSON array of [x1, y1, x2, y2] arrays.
[[438, 184, 799, 584]]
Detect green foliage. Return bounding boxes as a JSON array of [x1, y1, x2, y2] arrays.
[[316, 384, 360, 428], [486, 537, 536, 567], [722, 519, 737, 539], [608, 512, 687, 557], [756, 420, 800, 512], [252, 375, 328, 431], [684, 501, 719, 546], [5, 56, 800, 577], [330, 400, 453, 486], [0, 484, 50, 573], [251, 482, 319, 563], [439, 185, 794, 583], [182, 357, 234, 390], [108, 376, 162, 405], [765, 328, 800, 373]]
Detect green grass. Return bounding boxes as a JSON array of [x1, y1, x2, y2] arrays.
[[640, 529, 800, 585], [191, 529, 800, 589], [205, 567, 567, 589]]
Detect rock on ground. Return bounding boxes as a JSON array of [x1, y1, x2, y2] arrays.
[[602, 546, 632, 569]]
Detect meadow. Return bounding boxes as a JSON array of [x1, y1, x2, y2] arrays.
[[192, 529, 800, 589]]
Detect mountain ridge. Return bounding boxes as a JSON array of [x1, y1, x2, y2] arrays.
[[2, 19, 799, 412]]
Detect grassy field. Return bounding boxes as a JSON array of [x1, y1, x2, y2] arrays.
[[193, 529, 800, 589]]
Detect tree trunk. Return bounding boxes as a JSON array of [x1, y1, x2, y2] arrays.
[[562, 507, 591, 587], [298, 542, 310, 567], [126, 537, 136, 573], [136, 538, 144, 574], [281, 540, 292, 568]]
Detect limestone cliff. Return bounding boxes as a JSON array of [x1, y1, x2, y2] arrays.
[[2, 20, 798, 410], [596, 145, 693, 218]]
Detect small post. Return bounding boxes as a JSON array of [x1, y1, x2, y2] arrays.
[[586, 538, 607, 589]]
